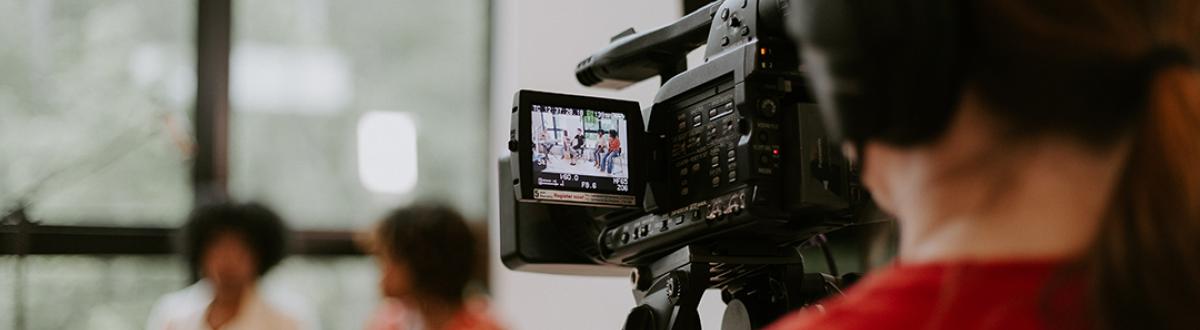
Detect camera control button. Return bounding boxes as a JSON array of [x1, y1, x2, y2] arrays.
[[759, 99, 777, 117]]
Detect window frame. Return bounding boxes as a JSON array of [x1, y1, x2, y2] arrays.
[[0, 0, 360, 257]]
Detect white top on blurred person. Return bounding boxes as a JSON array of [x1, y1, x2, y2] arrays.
[[146, 202, 315, 330]]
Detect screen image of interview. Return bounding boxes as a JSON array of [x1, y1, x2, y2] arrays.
[[530, 104, 631, 195]]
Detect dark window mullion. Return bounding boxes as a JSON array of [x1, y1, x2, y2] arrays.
[[193, 0, 232, 204]]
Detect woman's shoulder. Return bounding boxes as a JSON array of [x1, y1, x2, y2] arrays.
[[767, 260, 1086, 330]]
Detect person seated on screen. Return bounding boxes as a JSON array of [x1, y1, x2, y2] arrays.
[[603, 129, 622, 174], [571, 128, 586, 166], [594, 131, 609, 169], [146, 202, 316, 330], [558, 133, 572, 161], [534, 128, 550, 154], [365, 204, 502, 330]]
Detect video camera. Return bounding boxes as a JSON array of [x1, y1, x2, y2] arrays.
[[500, 1, 870, 329]]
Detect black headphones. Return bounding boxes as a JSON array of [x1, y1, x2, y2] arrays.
[[785, 0, 1199, 155], [785, 0, 968, 149]]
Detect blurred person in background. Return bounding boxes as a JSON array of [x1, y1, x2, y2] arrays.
[[770, 0, 1199, 329], [365, 204, 501, 330], [147, 202, 316, 330]]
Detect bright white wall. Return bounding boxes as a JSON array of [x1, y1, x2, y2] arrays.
[[488, 1, 728, 329]]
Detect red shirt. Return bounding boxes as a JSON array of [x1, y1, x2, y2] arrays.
[[367, 298, 504, 330], [767, 260, 1089, 330]]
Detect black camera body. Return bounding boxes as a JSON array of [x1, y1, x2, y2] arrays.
[[502, 0, 862, 273], [497, 0, 968, 328], [500, 1, 870, 328]]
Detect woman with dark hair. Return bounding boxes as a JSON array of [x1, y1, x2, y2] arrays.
[[770, 1, 1200, 329], [147, 202, 314, 330], [367, 204, 502, 330]]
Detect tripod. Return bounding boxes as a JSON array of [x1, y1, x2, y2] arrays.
[[621, 244, 844, 330]]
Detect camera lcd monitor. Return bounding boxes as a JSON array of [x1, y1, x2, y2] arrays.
[[513, 90, 643, 208], [531, 105, 631, 203]]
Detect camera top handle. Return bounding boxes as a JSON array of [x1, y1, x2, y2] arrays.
[[574, 2, 721, 89]]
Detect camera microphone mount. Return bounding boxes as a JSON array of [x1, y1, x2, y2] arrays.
[[574, 2, 718, 89]]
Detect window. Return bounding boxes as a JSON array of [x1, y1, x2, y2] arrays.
[[9, 256, 187, 329], [229, 0, 490, 229], [0, 257, 13, 328], [1, 1, 491, 329], [0, 0, 194, 226]]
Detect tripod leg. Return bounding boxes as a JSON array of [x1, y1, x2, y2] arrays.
[[625, 253, 708, 330], [624, 305, 657, 330], [668, 305, 702, 330]]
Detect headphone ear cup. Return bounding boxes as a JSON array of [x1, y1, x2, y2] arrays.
[[787, 0, 967, 147]]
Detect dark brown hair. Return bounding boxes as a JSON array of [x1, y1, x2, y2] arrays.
[[375, 204, 479, 305], [970, 1, 1200, 328], [183, 201, 288, 278]]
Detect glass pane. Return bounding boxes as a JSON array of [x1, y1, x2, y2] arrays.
[[0, 257, 14, 329], [229, 0, 490, 229], [8, 256, 377, 330], [16, 256, 188, 330], [265, 257, 380, 330], [0, 0, 194, 226]]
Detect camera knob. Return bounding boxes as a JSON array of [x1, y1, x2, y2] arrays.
[[759, 99, 777, 117], [507, 140, 519, 152], [665, 275, 681, 299]]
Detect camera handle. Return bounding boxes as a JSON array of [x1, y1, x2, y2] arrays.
[[622, 245, 842, 330]]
